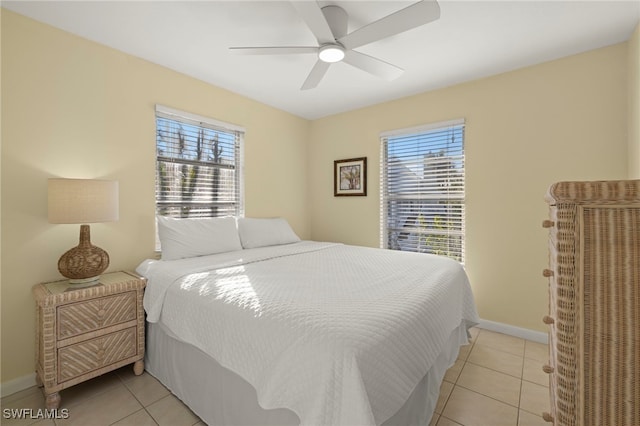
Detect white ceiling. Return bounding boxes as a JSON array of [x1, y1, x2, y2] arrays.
[[3, 1, 639, 120]]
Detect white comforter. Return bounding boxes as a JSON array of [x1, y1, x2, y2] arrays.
[[138, 241, 479, 426]]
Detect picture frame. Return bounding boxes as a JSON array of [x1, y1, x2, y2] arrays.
[[334, 157, 367, 197]]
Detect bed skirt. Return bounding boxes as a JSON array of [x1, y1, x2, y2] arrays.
[[145, 321, 470, 425]]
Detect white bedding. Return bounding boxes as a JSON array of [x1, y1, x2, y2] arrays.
[[138, 241, 479, 426]]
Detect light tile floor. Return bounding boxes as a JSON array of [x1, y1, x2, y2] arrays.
[[1, 328, 550, 426]]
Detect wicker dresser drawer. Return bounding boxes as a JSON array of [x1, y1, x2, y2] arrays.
[[58, 327, 137, 382], [57, 291, 136, 339]]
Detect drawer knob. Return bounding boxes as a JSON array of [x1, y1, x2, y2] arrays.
[[542, 364, 554, 374], [542, 315, 555, 325], [542, 412, 554, 422], [542, 269, 554, 277], [97, 309, 106, 318], [542, 220, 555, 228]]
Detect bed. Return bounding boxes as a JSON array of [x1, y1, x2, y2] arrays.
[[137, 217, 479, 426]]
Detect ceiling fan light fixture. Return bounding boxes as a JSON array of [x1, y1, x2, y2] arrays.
[[318, 44, 345, 63]]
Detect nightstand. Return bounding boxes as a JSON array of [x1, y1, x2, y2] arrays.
[[32, 271, 146, 409]]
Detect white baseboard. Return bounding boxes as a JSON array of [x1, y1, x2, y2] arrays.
[[477, 318, 548, 344], [1, 373, 36, 398]]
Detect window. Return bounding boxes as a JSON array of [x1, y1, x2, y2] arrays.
[[380, 119, 465, 263], [155, 105, 244, 219]]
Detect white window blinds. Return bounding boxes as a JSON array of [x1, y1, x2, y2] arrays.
[[155, 105, 244, 219], [380, 119, 465, 263]]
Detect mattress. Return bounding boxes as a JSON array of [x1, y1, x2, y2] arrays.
[[138, 241, 479, 425]]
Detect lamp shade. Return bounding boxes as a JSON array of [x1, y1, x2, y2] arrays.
[[48, 179, 119, 224]]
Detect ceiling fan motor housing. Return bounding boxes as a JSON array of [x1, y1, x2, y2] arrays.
[[318, 44, 345, 63]]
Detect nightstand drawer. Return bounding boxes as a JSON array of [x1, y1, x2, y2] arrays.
[[57, 291, 137, 339], [58, 327, 137, 382]]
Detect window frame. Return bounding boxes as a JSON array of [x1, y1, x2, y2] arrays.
[[380, 119, 465, 263], [154, 105, 245, 241]]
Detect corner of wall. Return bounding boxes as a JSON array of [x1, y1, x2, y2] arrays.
[[629, 21, 640, 179]]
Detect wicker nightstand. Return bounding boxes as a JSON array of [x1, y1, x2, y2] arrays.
[[32, 271, 146, 409]]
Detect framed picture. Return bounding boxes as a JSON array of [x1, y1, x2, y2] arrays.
[[334, 157, 367, 196]]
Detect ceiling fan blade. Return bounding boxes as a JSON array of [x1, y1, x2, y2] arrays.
[[291, 1, 336, 44], [229, 46, 318, 55], [301, 60, 331, 90], [342, 50, 403, 81], [338, 0, 440, 50]]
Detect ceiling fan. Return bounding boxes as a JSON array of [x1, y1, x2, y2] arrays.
[[229, 1, 440, 90]]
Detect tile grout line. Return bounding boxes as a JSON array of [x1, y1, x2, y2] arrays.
[[112, 369, 160, 426], [516, 348, 526, 426], [438, 338, 470, 425], [446, 329, 549, 426]]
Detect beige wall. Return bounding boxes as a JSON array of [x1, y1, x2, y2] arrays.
[[0, 10, 310, 383], [308, 44, 629, 333], [629, 22, 640, 179], [1, 8, 635, 385]]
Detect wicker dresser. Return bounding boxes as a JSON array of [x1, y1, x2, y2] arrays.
[[542, 180, 639, 426], [33, 271, 146, 409]]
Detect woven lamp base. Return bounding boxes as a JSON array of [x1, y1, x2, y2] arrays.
[[58, 224, 110, 285]]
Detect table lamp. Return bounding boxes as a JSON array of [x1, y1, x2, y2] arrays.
[[48, 178, 119, 285]]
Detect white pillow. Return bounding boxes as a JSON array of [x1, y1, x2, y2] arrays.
[[237, 217, 300, 249], [157, 216, 242, 261]]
